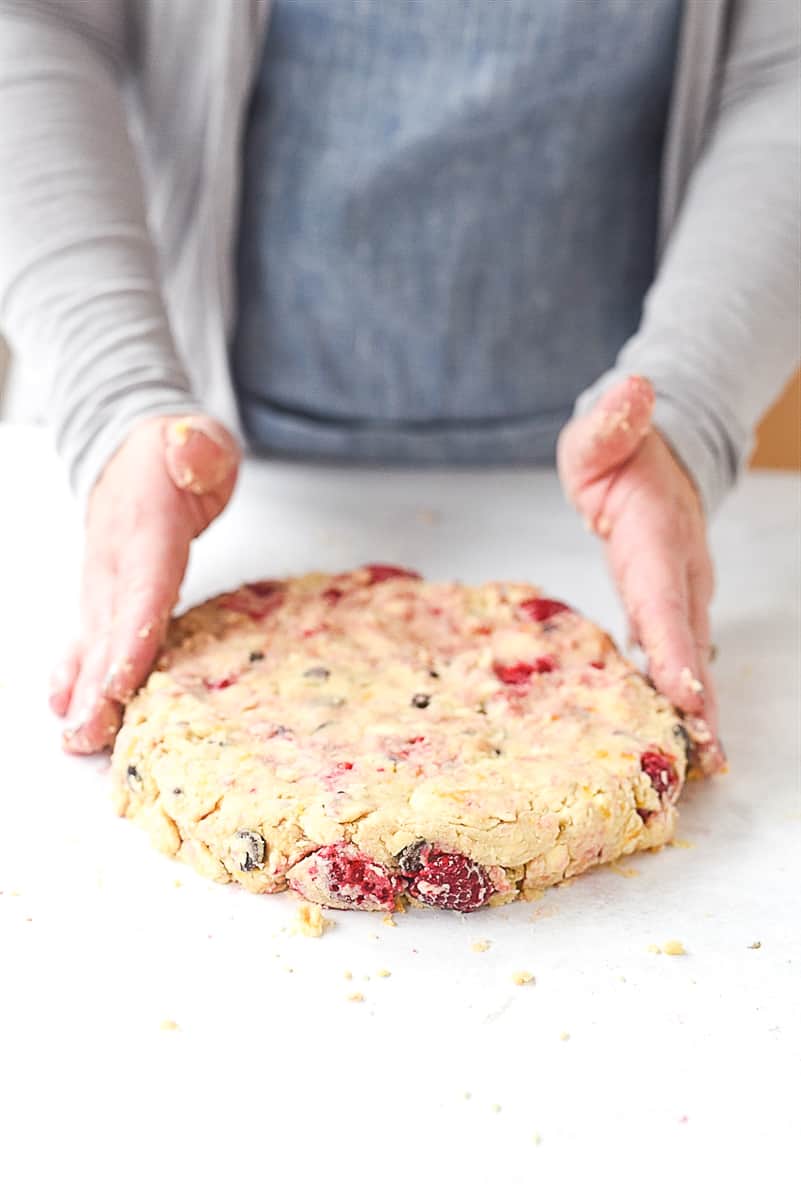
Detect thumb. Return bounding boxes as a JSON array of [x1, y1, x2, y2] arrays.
[[163, 415, 241, 496], [558, 375, 655, 498]]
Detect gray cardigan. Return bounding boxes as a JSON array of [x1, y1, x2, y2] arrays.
[[0, 0, 798, 512]]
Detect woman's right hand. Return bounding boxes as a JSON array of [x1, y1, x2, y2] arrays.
[[50, 414, 241, 754]]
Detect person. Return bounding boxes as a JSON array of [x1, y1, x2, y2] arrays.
[[0, 1, 797, 759]]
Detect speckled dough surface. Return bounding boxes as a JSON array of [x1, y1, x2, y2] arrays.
[[111, 566, 706, 912]]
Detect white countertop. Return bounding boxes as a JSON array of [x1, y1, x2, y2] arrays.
[[1, 426, 799, 1199]]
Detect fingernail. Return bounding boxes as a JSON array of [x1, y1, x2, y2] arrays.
[[166, 416, 233, 455]]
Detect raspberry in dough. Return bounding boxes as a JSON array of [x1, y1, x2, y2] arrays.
[[111, 566, 719, 911]]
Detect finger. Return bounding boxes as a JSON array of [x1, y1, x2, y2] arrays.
[[615, 543, 706, 716], [688, 564, 720, 742], [558, 376, 655, 503], [103, 521, 190, 703], [164, 416, 241, 497], [49, 641, 82, 716], [61, 550, 116, 751], [63, 630, 122, 754]]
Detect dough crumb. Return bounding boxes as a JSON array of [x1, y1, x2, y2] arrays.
[[512, 971, 534, 986], [376, 968, 391, 978], [169, 418, 191, 445], [491, 1103, 502, 1114], [609, 862, 640, 878], [680, 666, 704, 695], [647, 944, 662, 954], [382, 914, 397, 927], [559, 1031, 571, 1042], [670, 838, 694, 849], [293, 902, 333, 938], [463, 1091, 472, 1100], [343, 970, 353, 980], [748, 941, 762, 950], [472, 940, 492, 953], [173, 879, 183, 888], [159, 1019, 179, 1032], [347, 991, 365, 1003], [663, 940, 686, 956], [532, 1133, 542, 1146]]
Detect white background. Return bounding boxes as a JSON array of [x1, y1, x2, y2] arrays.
[[1, 428, 798, 1199]]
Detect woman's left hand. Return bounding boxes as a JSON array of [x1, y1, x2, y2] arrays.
[[558, 375, 724, 766]]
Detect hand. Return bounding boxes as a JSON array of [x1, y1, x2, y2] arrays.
[[50, 414, 240, 754], [558, 376, 724, 767]]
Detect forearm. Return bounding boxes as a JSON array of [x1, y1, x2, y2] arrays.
[[0, 1, 196, 498], [576, 0, 801, 514]]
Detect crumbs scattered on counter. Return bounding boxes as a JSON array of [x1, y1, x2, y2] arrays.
[[292, 902, 333, 938], [382, 914, 397, 927], [173, 879, 183, 888], [748, 941, 762, 950], [559, 1032, 571, 1042], [472, 940, 492, 953], [663, 940, 686, 956], [376, 968, 391, 978], [343, 970, 353, 980], [160, 1019, 179, 1032], [512, 971, 534, 986], [670, 838, 694, 849], [528, 904, 556, 922], [347, 992, 365, 1003], [647, 944, 662, 954]]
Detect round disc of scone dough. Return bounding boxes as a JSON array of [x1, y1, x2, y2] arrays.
[[112, 565, 699, 912]]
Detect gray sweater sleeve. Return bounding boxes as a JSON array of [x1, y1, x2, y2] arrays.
[[0, 1, 196, 498], [576, 0, 801, 515]]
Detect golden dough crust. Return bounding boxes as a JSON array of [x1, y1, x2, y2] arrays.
[[111, 566, 691, 911]]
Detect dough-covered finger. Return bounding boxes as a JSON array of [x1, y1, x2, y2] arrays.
[[104, 527, 190, 702], [687, 569, 720, 745], [60, 552, 116, 748], [617, 547, 705, 716], [63, 628, 120, 753], [558, 376, 654, 501]]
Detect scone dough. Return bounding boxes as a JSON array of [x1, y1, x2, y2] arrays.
[[111, 566, 700, 911]]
